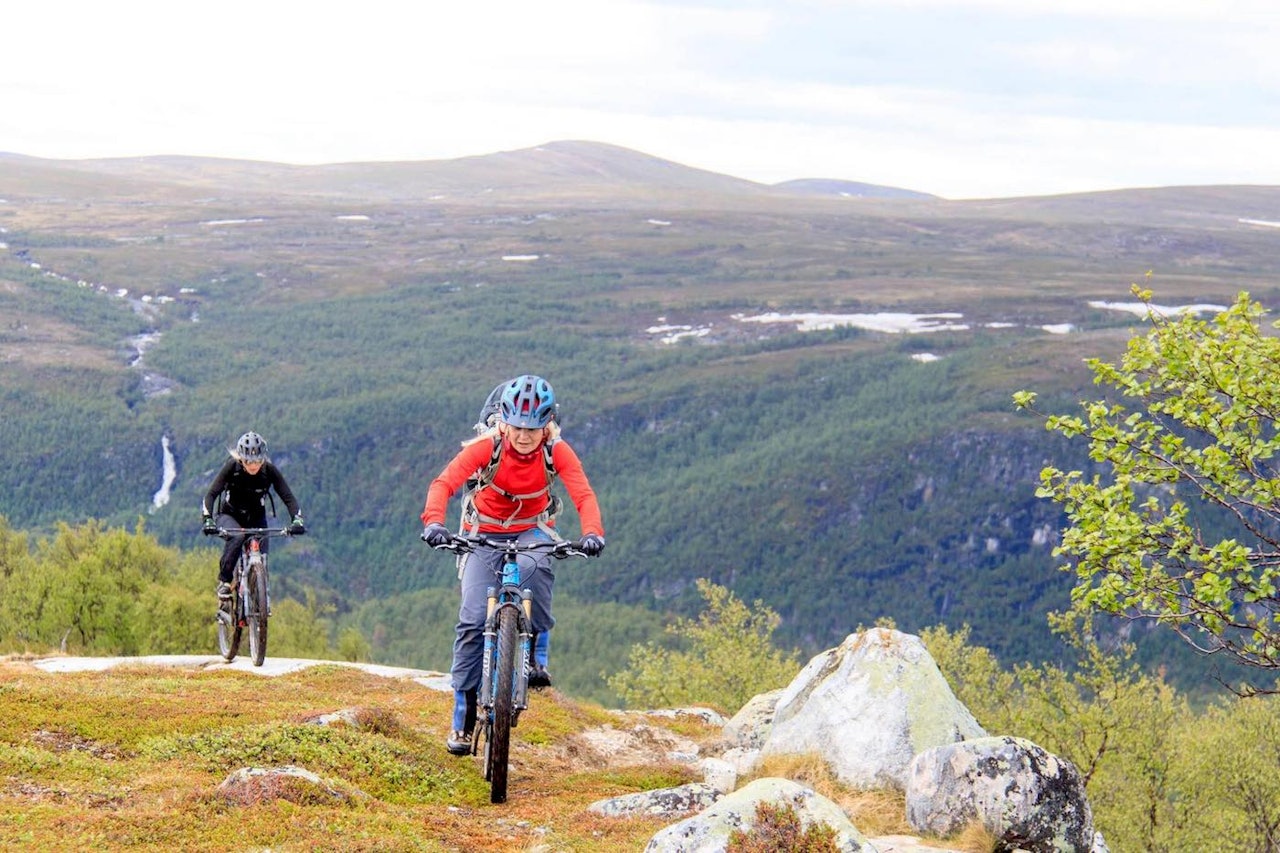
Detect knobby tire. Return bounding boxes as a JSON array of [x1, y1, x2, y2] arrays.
[[247, 560, 269, 667], [488, 606, 519, 804], [216, 601, 241, 662], [217, 554, 247, 662]]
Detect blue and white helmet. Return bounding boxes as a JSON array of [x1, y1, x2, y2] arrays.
[[235, 431, 267, 462], [499, 375, 556, 428]]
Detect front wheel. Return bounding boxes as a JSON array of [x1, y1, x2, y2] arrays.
[[216, 599, 241, 662], [247, 559, 269, 667], [487, 606, 519, 804]]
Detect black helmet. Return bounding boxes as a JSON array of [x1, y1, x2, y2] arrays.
[[235, 431, 267, 463]]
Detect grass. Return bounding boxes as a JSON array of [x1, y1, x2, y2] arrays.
[[1, 655, 1001, 852], [0, 659, 687, 851]]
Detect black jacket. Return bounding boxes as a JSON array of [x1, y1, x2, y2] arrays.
[[202, 458, 300, 522]]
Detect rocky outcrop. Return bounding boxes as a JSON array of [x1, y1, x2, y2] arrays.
[[586, 627, 1105, 853], [906, 736, 1095, 852], [760, 628, 987, 789]]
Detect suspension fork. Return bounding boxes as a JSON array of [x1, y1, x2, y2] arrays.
[[479, 587, 535, 712], [239, 538, 263, 623]]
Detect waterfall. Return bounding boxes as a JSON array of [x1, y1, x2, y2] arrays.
[[151, 435, 177, 511]]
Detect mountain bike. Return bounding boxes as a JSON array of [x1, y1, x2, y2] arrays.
[[427, 532, 588, 803], [213, 527, 292, 667]]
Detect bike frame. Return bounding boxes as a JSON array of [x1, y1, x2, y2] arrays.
[[238, 536, 265, 613], [215, 526, 290, 667], [479, 545, 536, 727], [430, 532, 585, 803]]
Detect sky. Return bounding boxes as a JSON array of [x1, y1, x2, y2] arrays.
[[4, 0, 1279, 200]]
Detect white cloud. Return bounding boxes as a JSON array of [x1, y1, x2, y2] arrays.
[[3, 0, 1278, 198]]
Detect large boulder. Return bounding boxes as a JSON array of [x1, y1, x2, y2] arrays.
[[905, 736, 1094, 853], [762, 628, 985, 789], [644, 777, 877, 853]]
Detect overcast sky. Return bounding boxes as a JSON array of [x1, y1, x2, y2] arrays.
[[4, 0, 1278, 200]]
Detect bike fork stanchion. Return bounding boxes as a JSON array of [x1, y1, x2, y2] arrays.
[[479, 585, 497, 712], [514, 589, 534, 711]]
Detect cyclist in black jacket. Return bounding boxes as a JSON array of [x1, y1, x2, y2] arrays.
[[202, 431, 305, 599]]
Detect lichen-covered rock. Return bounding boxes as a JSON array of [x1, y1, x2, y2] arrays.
[[644, 777, 876, 853], [698, 757, 737, 793], [216, 765, 366, 807], [721, 688, 783, 750], [906, 736, 1094, 853], [762, 628, 986, 789], [588, 782, 722, 819]]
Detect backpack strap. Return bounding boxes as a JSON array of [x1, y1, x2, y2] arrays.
[[458, 436, 561, 537]]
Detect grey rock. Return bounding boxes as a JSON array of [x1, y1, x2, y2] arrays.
[[644, 777, 877, 853], [906, 736, 1094, 853], [763, 628, 986, 789], [588, 782, 722, 819]]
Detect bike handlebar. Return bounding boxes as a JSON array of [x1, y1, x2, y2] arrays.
[[210, 526, 295, 539], [426, 532, 589, 560]]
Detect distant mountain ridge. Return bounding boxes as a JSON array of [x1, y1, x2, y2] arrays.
[[0, 140, 930, 203], [772, 177, 936, 200]]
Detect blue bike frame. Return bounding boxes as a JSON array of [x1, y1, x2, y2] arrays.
[[481, 549, 535, 722], [428, 531, 585, 803]]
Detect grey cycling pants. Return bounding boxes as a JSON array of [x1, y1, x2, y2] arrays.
[[450, 528, 557, 693]]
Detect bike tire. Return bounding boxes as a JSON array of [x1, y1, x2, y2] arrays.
[[488, 606, 519, 804], [216, 600, 241, 662], [247, 559, 269, 667], [217, 553, 247, 662]]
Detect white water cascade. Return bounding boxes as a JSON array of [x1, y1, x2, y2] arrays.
[[151, 435, 177, 511]]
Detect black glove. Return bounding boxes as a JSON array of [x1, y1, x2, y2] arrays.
[[202, 515, 217, 536], [288, 514, 306, 535], [422, 522, 451, 547], [577, 533, 605, 557]]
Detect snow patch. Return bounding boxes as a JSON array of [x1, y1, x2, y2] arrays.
[[735, 311, 968, 334], [201, 218, 265, 226], [1088, 300, 1228, 318], [647, 319, 715, 345]]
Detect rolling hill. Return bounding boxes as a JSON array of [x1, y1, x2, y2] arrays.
[[1, 140, 1275, 700]]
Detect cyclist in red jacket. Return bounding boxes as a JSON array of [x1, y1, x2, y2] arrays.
[[421, 375, 605, 756]]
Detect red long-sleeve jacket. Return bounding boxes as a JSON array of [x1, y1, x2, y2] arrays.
[[420, 436, 603, 536]]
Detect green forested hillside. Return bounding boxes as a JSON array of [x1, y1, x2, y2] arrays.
[[2, 145, 1275, 701]]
